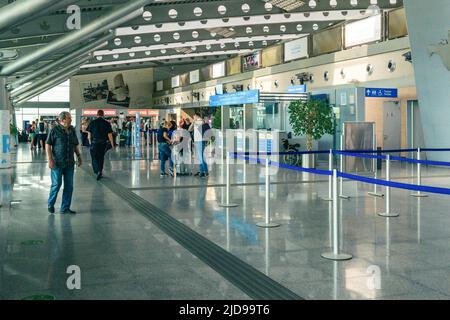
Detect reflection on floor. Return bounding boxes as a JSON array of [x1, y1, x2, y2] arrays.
[[1, 144, 449, 300]]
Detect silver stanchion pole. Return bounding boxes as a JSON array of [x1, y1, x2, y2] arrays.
[[219, 152, 238, 207], [368, 136, 384, 197], [339, 135, 350, 199], [411, 147, 428, 198], [257, 158, 280, 228], [323, 149, 333, 201], [378, 155, 399, 217], [152, 131, 156, 159], [321, 169, 352, 260]]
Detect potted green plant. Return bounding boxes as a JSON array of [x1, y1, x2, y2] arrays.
[[10, 122, 19, 148], [288, 99, 335, 168]]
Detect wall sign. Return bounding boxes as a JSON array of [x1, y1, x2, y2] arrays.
[[365, 88, 398, 98], [209, 90, 260, 106]]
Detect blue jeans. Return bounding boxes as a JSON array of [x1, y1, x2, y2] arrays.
[[48, 166, 74, 211], [158, 143, 173, 173], [195, 141, 208, 174]]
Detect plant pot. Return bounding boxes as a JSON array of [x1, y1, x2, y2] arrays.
[[302, 153, 316, 168]]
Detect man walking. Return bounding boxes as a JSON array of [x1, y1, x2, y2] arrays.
[[86, 110, 115, 180], [46, 111, 82, 214], [189, 113, 210, 178]]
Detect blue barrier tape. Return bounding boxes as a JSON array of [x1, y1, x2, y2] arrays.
[[232, 153, 450, 195], [334, 151, 386, 160], [235, 150, 330, 156], [338, 171, 450, 195], [271, 161, 332, 176], [340, 148, 417, 154], [421, 148, 450, 152], [389, 156, 450, 167]]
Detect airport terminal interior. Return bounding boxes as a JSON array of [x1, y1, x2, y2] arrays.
[[1, 0, 450, 301]]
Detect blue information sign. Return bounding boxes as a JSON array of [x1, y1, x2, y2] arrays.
[[287, 85, 307, 93], [135, 112, 140, 158], [209, 90, 260, 106], [365, 88, 398, 98]]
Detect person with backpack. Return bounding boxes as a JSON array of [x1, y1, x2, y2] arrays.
[[189, 113, 211, 178]]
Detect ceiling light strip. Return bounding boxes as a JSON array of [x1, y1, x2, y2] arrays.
[[94, 34, 305, 56], [116, 10, 366, 36], [81, 50, 253, 68]]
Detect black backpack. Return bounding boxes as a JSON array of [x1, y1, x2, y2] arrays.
[[39, 122, 45, 132]]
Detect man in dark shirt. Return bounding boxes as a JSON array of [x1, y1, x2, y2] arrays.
[[46, 111, 82, 214], [157, 120, 174, 178], [86, 110, 115, 180]]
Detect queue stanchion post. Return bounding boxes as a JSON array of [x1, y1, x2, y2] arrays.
[[411, 147, 428, 198], [368, 136, 384, 198], [219, 152, 238, 208], [323, 149, 333, 201], [152, 131, 157, 159], [257, 158, 280, 228], [321, 169, 352, 261], [339, 135, 350, 199], [378, 155, 399, 217]]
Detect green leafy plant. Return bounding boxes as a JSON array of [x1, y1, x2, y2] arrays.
[[288, 99, 335, 151], [10, 122, 18, 136], [212, 107, 221, 129]]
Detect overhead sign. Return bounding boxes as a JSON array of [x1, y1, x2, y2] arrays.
[[212, 61, 225, 78], [171, 76, 180, 88], [284, 37, 309, 62], [128, 109, 159, 116], [190, 70, 200, 84], [345, 14, 382, 48], [209, 90, 260, 106], [365, 88, 398, 98], [287, 85, 307, 93], [82, 109, 117, 116]]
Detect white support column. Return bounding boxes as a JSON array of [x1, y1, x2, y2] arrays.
[[0, 77, 12, 170]]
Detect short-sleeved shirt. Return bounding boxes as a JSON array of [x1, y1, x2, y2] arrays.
[[157, 127, 169, 143], [46, 124, 79, 168], [86, 117, 113, 144]]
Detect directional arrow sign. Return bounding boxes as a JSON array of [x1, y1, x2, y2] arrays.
[[365, 88, 398, 98]]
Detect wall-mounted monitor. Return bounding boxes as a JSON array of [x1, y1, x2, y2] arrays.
[[242, 52, 260, 72], [345, 14, 382, 48]]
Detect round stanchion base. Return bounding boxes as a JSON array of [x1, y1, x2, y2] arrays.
[[256, 222, 281, 228], [339, 195, 351, 200], [321, 252, 353, 261], [411, 193, 428, 198], [218, 203, 239, 208], [378, 212, 400, 217], [368, 192, 384, 198]]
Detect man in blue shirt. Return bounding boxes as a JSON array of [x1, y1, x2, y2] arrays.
[[46, 111, 82, 214], [86, 110, 115, 180]]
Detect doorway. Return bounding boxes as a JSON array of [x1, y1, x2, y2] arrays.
[[382, 101, 401, 152]]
